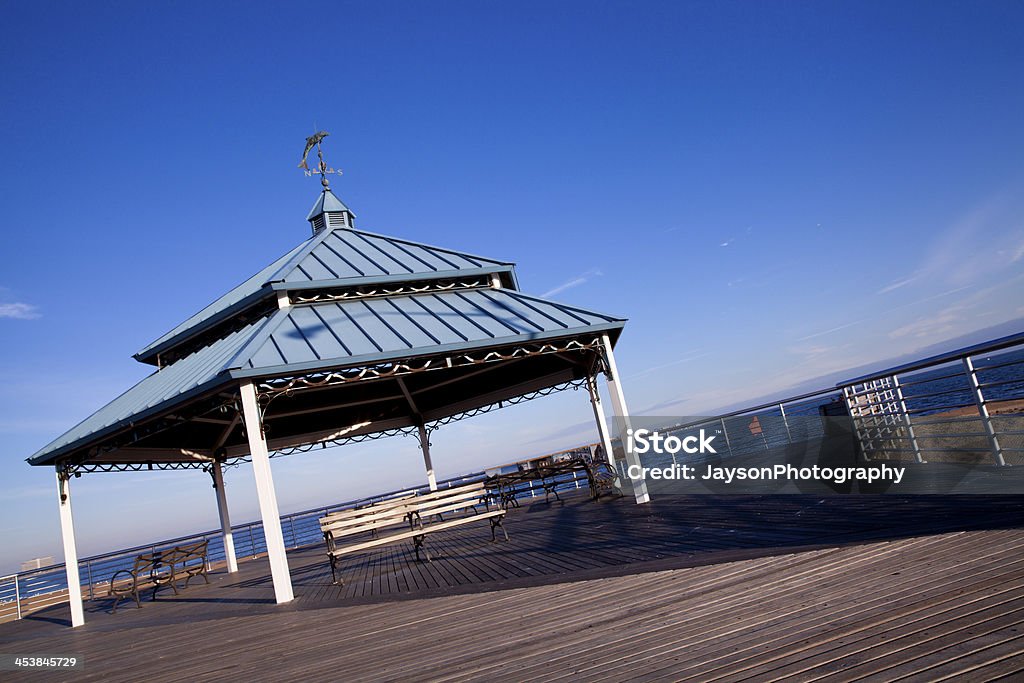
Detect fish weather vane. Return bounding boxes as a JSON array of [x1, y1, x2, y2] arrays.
[[298, 130, 339, 189]]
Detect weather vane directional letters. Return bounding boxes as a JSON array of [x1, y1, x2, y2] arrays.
[[298, 130, 339, 189]]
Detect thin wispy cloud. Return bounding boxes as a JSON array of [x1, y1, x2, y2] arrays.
[[786, 344, 834, 358], [627, 351, 713, 379], [795, 285, 973, 342], [877, 276, 917, 295], [914, 188, 1024, 287], [0, 302, 40, 320], [796, 321, 859, 342], [889, 304, 964, 340], [720, 225, 756, 249], [1010, 240, 1024, 263], [541, 269, 603, 298]]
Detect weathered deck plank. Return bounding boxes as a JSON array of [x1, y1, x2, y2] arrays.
[[1, 493, 1022, 681]]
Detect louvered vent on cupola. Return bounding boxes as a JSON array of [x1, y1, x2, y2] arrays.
[[306, 188, 356, 234]]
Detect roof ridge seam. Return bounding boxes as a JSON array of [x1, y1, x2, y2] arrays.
[[222, 308, 294, 372], [504, 290, 625, 323], [348, 228, 514, 266]]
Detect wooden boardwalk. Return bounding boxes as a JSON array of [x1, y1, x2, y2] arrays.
[[2, 493, 1023, 681]]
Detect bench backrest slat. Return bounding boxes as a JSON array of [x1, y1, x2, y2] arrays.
[[321, 494, 417, 522], [320, 482, 490, 546], [321, 504, 412, 533]]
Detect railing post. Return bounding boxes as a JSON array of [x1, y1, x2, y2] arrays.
[[892, 375, 923, 463], [249, 526, 256, 558], [15, 575, 22, 620], [963, 357, 1006, 466], [86, 561, 94, 601], [719, 418, 732, 455], [779, 403, 792, 443]]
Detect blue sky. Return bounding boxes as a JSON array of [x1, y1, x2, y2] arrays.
[[1, 1, 1023, 571]]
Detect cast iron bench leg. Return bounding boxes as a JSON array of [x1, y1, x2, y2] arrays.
[[490, 516, 509, 542], [414, 534, 432, 562]]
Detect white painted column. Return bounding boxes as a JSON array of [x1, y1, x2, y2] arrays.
[[587, 375, 619, 480], [56, 470, 85, 627], [418, 424, 438, 491], [601, 334, 651, 504], [212, 463, 238, 573], [240, 381, 294, 603]]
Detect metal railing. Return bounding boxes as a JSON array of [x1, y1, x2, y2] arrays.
[[619, 332, 1024, 472]]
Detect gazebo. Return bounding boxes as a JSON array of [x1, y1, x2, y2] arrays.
[[27, 171, 649, 627]]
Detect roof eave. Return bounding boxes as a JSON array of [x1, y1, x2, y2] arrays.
[[268, 265, 518, 293], [25, 374, 236, 467], [227, 322, 625, 382], [133, 286, 276, 365]]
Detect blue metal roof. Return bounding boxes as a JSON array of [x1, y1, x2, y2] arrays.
[[28, 289, 623, 465], [232, 289, 622, 378], [29, 319, 264, 464], [135, 225, 516, 365], [134, 240, 310, 364], [31, 188, 627, 468]]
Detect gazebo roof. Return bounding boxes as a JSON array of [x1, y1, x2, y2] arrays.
[[28, 188, 625, 472], [28, 290, 622, 466], [135, 189, 517, 366]]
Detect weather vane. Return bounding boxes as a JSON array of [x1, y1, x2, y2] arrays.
[[298, 130, 339, 189]]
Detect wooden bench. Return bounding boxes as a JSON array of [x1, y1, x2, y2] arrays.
[[108, 540, 209, 612], [321, 494, 418, 537], [319, 482, 507, 585]]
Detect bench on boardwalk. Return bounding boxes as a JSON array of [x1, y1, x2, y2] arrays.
[[485, 457, 620, 508], [108, 540, 209, 612], [319, 482, 508, 585], [320, 494, 418, 537], [584, 458, 622, 500]]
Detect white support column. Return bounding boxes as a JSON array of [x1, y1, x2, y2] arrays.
[[600, 334, 651, 504], [418, 424, 438, 491], [56, 470, 85, 627], [212, 463, 238, 573], [240, 381, 294, 603], [587, 374, 618, 477]]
